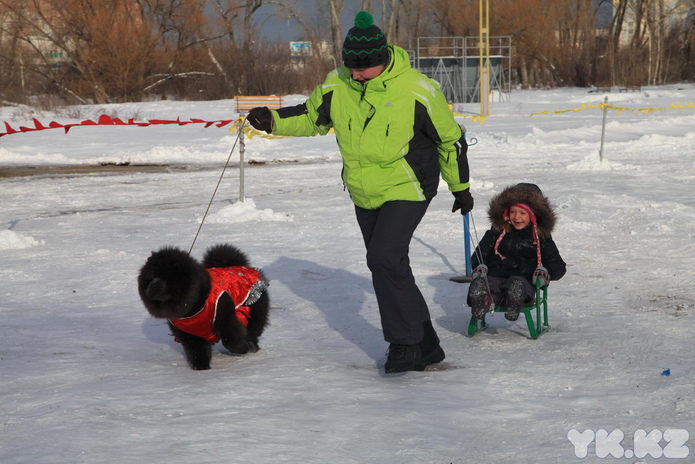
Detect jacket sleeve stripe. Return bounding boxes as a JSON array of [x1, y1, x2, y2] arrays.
[[277, 103, 308, 119]]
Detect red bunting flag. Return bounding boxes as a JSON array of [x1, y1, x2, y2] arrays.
[[0, 116, 236, 138]]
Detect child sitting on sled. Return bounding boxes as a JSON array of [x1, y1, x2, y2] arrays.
[[467, 183, 566, 321]]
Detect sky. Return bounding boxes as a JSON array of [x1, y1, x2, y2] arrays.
[[1, 84, 694, 463]]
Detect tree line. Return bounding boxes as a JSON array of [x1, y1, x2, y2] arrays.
[[0, 0, 693, 106]]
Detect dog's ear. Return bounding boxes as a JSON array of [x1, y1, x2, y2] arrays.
[[145, 278, 169, 301]]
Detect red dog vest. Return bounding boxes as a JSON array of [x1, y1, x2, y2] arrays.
[[169, 266, 267, 343]]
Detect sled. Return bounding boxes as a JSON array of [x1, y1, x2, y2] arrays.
[[467, 280, 549, 339]]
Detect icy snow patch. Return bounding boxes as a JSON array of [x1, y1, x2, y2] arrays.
[[203, 197, 292, 223], [566, 150, 630, 171], [0, 229, 45, 249]]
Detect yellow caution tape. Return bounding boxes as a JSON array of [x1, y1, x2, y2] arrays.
[[453, 112, 489, 125], [229, 117, 293, 139], [530, 102, 695, 116]]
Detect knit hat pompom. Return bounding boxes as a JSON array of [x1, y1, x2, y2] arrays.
[[354, 10, 374, 29], [342, 11, 389, 69]]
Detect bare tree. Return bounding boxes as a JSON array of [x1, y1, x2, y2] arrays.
[[3, 0, 695, 103], [380, 0, 402, 44], [0, 0, 160, 103], [429, 0, 478, 37], [328, 0, 343, 59], [397, 0, 433, 44]]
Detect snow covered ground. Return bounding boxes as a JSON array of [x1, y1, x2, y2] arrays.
[[1, 85, 694, 463]]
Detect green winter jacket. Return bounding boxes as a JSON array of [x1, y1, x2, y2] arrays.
[[270, 44, 470, 210]]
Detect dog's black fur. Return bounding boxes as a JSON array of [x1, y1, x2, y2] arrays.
[[138, 243, 270, 370]]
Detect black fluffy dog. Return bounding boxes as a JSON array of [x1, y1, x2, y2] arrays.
[[138, 243, 270, 370]]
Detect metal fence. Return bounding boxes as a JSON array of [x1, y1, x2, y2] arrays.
[[408, 36, 512, 104]]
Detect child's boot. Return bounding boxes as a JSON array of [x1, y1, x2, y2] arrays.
[[468, 277, 490, 319], [504, 279, 525, 321]]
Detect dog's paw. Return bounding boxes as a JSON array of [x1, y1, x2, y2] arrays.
[[189, 362, 211, 370], [226, 341, 250, 355]]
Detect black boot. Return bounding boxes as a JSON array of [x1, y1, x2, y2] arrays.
[[468, 277, 490, 319], [505, 279, 525, 321], [384, 321, 445, 374]]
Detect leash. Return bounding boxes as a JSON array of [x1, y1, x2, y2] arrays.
[[188, 118, 244, 255], [468, 211, 497, 313]]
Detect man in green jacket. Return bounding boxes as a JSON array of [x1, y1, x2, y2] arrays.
[[247, 11, 473, 373]]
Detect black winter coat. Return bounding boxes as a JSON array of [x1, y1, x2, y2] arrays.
[[471, 226, 566, 283]]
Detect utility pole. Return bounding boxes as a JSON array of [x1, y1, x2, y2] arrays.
[[479, 0, 490, 116]]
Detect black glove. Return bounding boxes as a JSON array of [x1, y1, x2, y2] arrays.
[[451, 188, 474, 215], [247, 107, 272, 133]]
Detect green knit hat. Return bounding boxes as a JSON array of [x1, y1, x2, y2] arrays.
[[342, 11, 389, 69]]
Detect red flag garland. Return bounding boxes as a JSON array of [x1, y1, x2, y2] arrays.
[[0, 115, 236, 138]]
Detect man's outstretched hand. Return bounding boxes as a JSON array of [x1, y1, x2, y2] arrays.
[[247, 107, 272, 133]]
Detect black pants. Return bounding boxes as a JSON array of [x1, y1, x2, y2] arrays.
[[355, 200, 432, 345]]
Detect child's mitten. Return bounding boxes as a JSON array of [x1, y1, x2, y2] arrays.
[[532, 266, 550, 287], [471, 264, 488, 279]]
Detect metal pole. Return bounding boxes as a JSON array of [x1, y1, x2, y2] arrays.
[[599, 96, 608, 162], [479, 0, 490, 116], [464, 213, 472, 276], [238, 117, 246, 202], [450, 213, 474, 283]]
